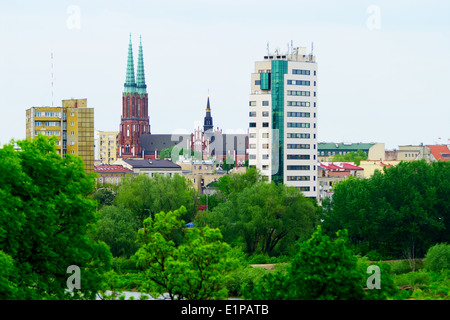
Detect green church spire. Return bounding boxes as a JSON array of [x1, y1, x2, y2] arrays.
[[124, 33, 136, 93], [136, 35, 147, 94]]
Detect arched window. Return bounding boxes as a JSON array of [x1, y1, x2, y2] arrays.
[[126, 97, 130, 117], [132, 97, 135, 117]]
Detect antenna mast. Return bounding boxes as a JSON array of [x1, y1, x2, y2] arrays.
[[51, 52, 54, 107]]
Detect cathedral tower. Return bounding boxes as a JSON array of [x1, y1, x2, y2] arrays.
[[118, 35, 150, 159]]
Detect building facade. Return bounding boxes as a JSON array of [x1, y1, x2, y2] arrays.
[[94, 164, 133, 186], [25, 98, 94, 173], [248, 46, 318, 198], [95, 130, 119, 164], [118, 35, 150, 159], [318, 142, 385, 162]]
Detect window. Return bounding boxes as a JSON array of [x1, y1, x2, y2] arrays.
[[287, 90, 310, 96], [70, 112, 74, 117], [287, 112, 310, 118], [262, 154, 269, 159], [287, 80, 310, 86], [292, 69, 310, 75], [287, 122, 310, 128], [287, 133, 310, 139], [70, 122, 75, 126], [249, 122, 256, 128], [249, 112, 256, 117], [287, 144, 310, 149], [287, 176, 310, 181], [262, 133, 269, 138], [249, 101, 256, 106], [262, 165, 269, 170], [298, 187, 310, 192], [287, 101, 310, 107], [262, 111, 269, 117], [262, 144, 269, 149], [249, 133, 256, 138], [287, 154, 310, 159], [287, 165, 310, 170], [262, 101, 269, 106], [255, 80, 261, 85], [249, 144, 256, 149], [70, 131, 75, 136], [262, 122, 269, 127], [249, 154, 256, 159], [35, 121, 42, 126]]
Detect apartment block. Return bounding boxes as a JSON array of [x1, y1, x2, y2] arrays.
[[248, 46, 318, 199], [25, 98, 94, 173], [95, 130, 119, 164]]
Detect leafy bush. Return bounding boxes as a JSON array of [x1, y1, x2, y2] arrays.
[[424, 243, 450, 272], [394, 270, 431, 287], [389, 260, 415, 275], [226, 266, 272, 297]]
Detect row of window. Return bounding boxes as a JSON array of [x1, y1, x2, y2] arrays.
[[35, 111, 61, 117], [287, 165, 311, 170], [35, 131, 60, 136], [249, 111, 270, 117], [249, 122, 270, 128], [287, 112, 310, 118], [35, 121, 60, 127], [248, 154, 314, 160], [287, 80, 310, 86], [249, 101, 316, 107], [250, 122, 316, 129], [287, 90, 314, 96]]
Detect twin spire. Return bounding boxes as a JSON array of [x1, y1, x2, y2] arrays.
[[124, 34, 147, 94]]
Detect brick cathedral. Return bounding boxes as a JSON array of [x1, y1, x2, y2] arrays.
[[118, 35, 150, 159]]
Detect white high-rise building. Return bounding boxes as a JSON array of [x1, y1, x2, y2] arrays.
[[248, 46, 318, 199]]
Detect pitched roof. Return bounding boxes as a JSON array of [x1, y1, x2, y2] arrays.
[[426, 145, 450, 161], [94, 165, 133, 173], [123, 158, 181, 169]]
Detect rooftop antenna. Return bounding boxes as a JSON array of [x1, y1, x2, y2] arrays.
[[51, 52, 54, 107], [291, 40, 293, 54], [266, 42, 270, 55]]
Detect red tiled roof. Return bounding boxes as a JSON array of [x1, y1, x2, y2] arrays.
[[94, 165, 133, 173], [426, 145, 450, 161], [341, 163, 363, 170]]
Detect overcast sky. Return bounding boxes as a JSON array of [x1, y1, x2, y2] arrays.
[[1, 0, 449, 150]]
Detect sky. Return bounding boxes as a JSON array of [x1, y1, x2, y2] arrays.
[[0, 0, 449, 150]]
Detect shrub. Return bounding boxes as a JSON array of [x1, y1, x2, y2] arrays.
[[424, 243, 450, 272]]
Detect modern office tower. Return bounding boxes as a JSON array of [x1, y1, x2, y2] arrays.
[[25, 98, 94, 173], [95, 130, 119, 164], [248, 46, 318, 199], [118, 35, 150, 159]]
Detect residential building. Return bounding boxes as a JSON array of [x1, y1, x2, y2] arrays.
[[25, 98, 94, 173], [426, 144, 450, 162], [94, 164, 133, 186], [118, 35, 150, 159], [318, 142, 385, 162], [248, 46, 318, 198], [95, 130, 119, 164], [114, 158, 182, 178], [358, 160, 401, 178], [317, 162, 364, 203], [178, 160, 227, 193]]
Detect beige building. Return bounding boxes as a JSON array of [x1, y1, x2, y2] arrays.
[[396, 145, 434, 162], [25, 98, 94, 173], [358, 160, 401, 178], [95, 130, 119, 164], [179, 160, 227, 193]]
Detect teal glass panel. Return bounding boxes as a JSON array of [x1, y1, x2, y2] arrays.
[[260, 72, 271, 90], [271, 60, 288, 184]]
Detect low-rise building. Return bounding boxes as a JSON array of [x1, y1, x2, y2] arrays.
[[178, 160, 227, 193], [94, 164, 133, 186], [318, 142, 385, 162], [114, 158, 182, 178]]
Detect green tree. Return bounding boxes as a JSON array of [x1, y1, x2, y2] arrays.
[[93, 206, 140, 258], [0, 136, 111, 299], [322, 160, 449, 259], [134, 206, 239, 300], [93, 187, 116, 209], [331, 150, 368, 165], [115, 173, 196, 224], [200, 180, 318, 255], [424, 243, 450, 272], [245, 227, 365, 300]]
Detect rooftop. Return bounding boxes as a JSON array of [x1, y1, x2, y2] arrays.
[[426, 144, 450, 161], [94, 165, 133, 173], [123, 158, 181, 169]]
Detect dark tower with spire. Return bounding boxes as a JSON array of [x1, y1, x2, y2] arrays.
[[118, 34, 150, 159], [203, 96, 213, 133]]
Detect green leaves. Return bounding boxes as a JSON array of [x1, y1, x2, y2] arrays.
[[134, 206, 240, 300], [0, 136, 112, 299], [322, 160, 450, 259]]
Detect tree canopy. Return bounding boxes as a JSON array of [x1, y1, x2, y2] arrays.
[[321, 160, 450, 259], [0, 136, 111, 299]]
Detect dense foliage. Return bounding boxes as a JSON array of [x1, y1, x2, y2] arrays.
[[0, 136, 112, 299], [321, 160, 450, 260]]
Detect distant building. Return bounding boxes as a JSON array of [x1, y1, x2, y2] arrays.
[[94, 164, 133, 185], [117, 35, 150, 159], [25, 98, 94, 173], [358, 160, 401, 178], [317, 162, 364, 203], [318, 142, 385, 162], [426, 144, 450, 162], [114, 158, 182, 178], [178, 160, 227, 193], [95, 130, 119, 164], [248, 46, 318, 199]]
